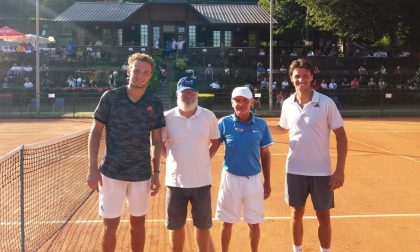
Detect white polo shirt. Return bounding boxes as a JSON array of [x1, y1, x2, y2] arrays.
[[163, 106, 220, 188], [279, 91, 344, 176]]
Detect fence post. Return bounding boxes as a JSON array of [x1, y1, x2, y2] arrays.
[[380, 88, 384, 116], [19, 145, 25, 252], [20, 94, 23, 118], [72, 93, 76, 118]]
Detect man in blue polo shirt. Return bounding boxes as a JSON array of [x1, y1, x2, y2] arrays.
[[87, 52, 165, 252], [215, 86, 273, 252]]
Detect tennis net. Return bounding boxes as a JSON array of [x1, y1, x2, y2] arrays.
[[0, 129, 105, 252]]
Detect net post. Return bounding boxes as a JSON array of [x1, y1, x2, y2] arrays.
[[19, 145, 25, 252]]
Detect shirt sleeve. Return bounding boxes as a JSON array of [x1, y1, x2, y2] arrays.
[[93, 90, 111, 124], [218, 117, 226, 142], [260, 120, 274, 148], [153, 99, 166, 129], [209, 112, 220, 140], [327, 99, 344, 130]]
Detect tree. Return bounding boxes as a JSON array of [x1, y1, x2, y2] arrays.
[[297, 0, 419, 56]]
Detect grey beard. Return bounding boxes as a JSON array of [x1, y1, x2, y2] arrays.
[[177, 98, 198, 112]]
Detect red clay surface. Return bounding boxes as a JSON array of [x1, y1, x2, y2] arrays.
[[1, 117, 420, 251]]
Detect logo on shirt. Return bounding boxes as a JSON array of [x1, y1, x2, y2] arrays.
[[314, 103, 320, 108], [146, 105, 153, 112]]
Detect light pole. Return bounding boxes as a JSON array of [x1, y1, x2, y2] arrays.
[[268, 0, 273, 111]]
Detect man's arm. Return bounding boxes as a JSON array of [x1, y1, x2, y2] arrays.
[[150, 127, 163, 196], [260, 146, 272, 199], [277, 125, 289, 134], [330, 126, 348, 191], [87, 119, 105, 192], [209, 139, 221, 159]]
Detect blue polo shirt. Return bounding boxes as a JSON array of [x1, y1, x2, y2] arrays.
[[218, 113, 273, 176]]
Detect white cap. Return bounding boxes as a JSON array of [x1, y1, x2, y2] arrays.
[[231, 87, 252, 99]]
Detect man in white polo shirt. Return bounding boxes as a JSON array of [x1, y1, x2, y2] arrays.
[[278, 58, 348, 252], [162, 77, 220, 252], [215, 86, 273, 252]]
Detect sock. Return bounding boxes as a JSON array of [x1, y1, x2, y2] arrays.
[[320, 247, 330, 252], [293, 245, 302, 252]]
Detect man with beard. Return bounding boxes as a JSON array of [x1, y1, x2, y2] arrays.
[[162, 76, 220, 252], [87, 53, 165, 252], [278, 58, 348, 252]]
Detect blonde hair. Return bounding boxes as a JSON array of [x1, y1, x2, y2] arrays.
[[127, 53, 155, 70]]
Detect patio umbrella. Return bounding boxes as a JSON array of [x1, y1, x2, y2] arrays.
[[16, 34, 50, 45], [0, 26, 24, 42]]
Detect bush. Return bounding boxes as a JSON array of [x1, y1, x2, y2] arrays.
[[198, 93, 214, 110]]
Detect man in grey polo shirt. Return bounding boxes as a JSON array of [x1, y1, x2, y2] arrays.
[[162, 76, 220, 252], [87, 53, 165, 252]]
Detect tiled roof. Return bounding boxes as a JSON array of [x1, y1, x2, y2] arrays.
[[54, 2, 273, 24], [54, 2, 143, 22], [193, 4, 273, 24]]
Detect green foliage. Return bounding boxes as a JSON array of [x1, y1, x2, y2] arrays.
[[175, 58, 188, 72], [198, 93, 214, 110]]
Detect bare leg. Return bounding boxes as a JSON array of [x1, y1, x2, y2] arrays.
[[195, 227, 210, 252], [102, 217, 120, 252], [316, 210, 331, 249], [169, 226, 185, 252], [130, 215, 146, 252], [221, 222, 233, 252], [248, 223, 260, 252], [291, 207, 305, 246]]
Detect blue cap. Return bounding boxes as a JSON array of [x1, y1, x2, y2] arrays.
[[177, 77, 198, 92]]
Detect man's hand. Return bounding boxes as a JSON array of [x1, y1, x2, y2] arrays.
[[150, 173, 161, 196], [329, 170, 345, 191], [263, 181, 271, 200], [87, 168, 102, 192]]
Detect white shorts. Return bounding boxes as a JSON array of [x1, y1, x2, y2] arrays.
[[215, 170, 264, 224], [99, 174, 151, 219]]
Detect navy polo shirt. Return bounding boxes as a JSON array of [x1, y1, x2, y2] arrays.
[[93, 86, 166, 181], [218, 113, 273, 176]]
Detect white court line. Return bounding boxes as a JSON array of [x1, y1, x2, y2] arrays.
[[3, 213, 420, 225], [348, 137, 420, 164]]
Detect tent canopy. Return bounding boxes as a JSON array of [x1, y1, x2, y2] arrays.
[[0, 26, 24, 42]]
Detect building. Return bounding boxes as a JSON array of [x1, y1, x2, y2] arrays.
[[54, 0, 274, 61]]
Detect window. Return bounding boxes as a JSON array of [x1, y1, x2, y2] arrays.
[[153, 26, 160, 46], [76, 28, 85, 45], [140, 24, 148, 47], [102, 29, 112, 46], [248, 31, 257, 47], [117, 29, 123, 46], [188, 25, 196, 47], [213, 31, 221, 47], [224, 31, 232, 47]]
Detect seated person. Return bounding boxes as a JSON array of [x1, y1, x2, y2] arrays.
[[209, 80, 221, 89]]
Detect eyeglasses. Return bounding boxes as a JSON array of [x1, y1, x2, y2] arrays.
[[233, 121, 255, 133]]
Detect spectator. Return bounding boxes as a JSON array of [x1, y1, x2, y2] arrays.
[[328, 79, 337, 89], [378, 78, 387, 89], [281, 78, 290, 91], [320, 79, 328, 89], [275, 91, 284, 110], [367, 77, 376, 89], [341, 78, 350, 88], [351, 77, 360, 89], [279, 65, 287, 74], [67, 76, 76, 88], [260, 77, 269, 90], [23, 78, 33, 88], [204, 64, 214, 81], [209, 80, 221, 89], [258, 48, 265, 56], [256, 62, 265, 81]]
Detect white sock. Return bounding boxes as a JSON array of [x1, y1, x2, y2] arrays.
[[293, 245, 302, 252], [320, 247, 330, 252]]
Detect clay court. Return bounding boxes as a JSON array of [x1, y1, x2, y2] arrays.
[[1, 117, 420, 251]]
